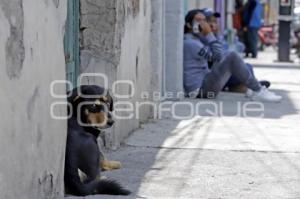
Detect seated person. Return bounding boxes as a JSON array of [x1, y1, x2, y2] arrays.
[[183, 9, 282, 102], [202, 8, 270, 93]]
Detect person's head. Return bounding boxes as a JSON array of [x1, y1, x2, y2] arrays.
[[200, 8, 220, 33], [206, 15, 219, 32], [235, 0, 244, 9], [184, 9, 206, 34]]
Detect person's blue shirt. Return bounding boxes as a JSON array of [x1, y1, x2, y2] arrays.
[[183, 32, 223, 93], [243, 0, 262, 29]]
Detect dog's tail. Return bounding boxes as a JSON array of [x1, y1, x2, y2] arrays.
[[65, 171, 130, 196], [95, 179, 131, 195]]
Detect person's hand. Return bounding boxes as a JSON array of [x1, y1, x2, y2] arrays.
[[200, 21, 212, 35]]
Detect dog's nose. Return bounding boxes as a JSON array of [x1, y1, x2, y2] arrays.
[[107, 119, 115, 126]]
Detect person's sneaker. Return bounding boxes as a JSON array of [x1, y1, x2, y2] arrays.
[[251, 86, 282, 103], [245, 89, 254, 98], [259, 80, 271, 88]]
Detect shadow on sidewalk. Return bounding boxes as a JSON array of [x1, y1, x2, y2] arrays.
[[261, 88, 299, 119], [171, 89, 298, 120], [103, 117, 215, 198], [98, 89, 300, 198], [65, 90, 300, 198], [102, 112, 300, 198]]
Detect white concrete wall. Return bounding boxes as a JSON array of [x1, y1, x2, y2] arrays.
[[150, 0, 164, 97], [186, 0, 215, 11], [113, 0, 154, 146], [188, 0, 199, 10], [164, 0, 184, 99], [0, 0, 67, 199], [80, 0, 162, 148]]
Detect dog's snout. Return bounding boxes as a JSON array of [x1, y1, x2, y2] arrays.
[[107, 112, 114, 126], [107, 119, 115, 126]]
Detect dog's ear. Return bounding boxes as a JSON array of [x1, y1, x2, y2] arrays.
[[67, 87, 82, 104], [67, 87, 83, 117], [73, 95, 81, 102], [106, 90, 114, 112]]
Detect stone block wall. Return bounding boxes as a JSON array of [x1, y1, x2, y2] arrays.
[[79, 0, 162, 148]]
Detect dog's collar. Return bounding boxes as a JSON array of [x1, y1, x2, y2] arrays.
[[83, 126, 104, 137], [93, 127, 105, 133]]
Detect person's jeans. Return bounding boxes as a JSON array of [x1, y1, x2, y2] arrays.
[[245, 27, 259, 58], [224, 63, 254, 89], [198, 51, 261, 98]]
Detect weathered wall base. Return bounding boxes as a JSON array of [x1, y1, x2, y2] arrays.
[[80, 0, 159, 148], [0, 1, 67, 198]]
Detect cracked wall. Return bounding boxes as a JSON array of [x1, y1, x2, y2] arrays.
[[80, 0, 162, 148], [80, 0, 121, 67], [80, 0, 141, 68], [1, 0, 25, 79], [0, 0, 67, 198]]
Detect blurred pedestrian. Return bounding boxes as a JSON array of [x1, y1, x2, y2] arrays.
[[243, 0, 263, 58], [183, 9, 282, 102], [233, 0, 245, 42], [203, 8, 270, 93]]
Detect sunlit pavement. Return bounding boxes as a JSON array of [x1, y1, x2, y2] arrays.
[[67, 49, 300, 199]]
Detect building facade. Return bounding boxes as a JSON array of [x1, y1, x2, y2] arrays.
[[0, 0, 67, 198], [0, 0, 281, 198], [0, 0, 185, 198], [75, 0, 185, 148]]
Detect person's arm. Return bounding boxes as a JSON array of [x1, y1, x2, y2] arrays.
[[214, 32, 223, 41], [201, 33, 223, 62], [185, 33, 223, 63], [214, 32, 230, 52]]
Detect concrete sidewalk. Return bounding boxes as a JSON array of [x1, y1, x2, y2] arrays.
[[67, 50, 300, 199]]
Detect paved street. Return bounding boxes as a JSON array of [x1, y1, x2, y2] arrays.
[[67, 50, 300, 199]]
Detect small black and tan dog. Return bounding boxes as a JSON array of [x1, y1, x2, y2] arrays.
[[64, 85, 130, 196]]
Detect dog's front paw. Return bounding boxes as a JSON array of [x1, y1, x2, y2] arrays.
[[100, 160, 122, 171]]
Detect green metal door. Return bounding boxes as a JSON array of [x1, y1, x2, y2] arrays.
[[64, 0, 80, 91], [184, 0, 189, 14]]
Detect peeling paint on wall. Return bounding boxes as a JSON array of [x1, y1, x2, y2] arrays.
[[52, 0, 60, 8], [136, 49, 140, 79], [38, 172, 55, 198], [1, 0, 25, 79], [79, 0, 156, 148], [27, 87, 40, 120], [80, 0, 122, 67], [80, 0, 143, 69], [0, 0, 67, 198], [130, 0, 140, 17], [143, 0, 147, 16], [36, 123, 43, 146]]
